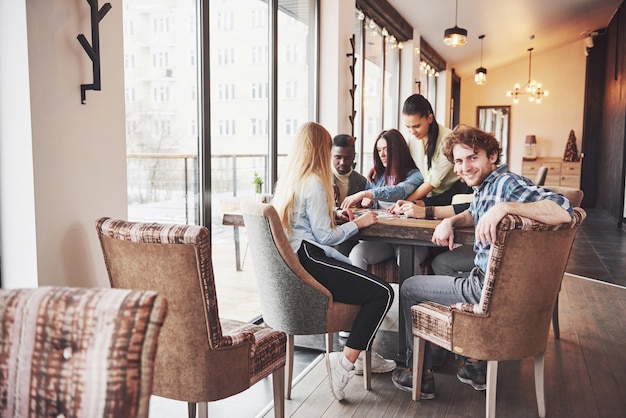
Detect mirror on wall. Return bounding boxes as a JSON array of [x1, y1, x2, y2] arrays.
[[476, 106, 511, 165]]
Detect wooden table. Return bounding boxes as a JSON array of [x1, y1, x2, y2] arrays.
[[222, 210, 475, 361], [351, 212, 474, 361]]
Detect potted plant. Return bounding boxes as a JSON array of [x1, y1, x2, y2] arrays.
[[253, 171, 263, 194]]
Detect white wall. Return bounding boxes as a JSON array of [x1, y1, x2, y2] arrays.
[[460, 41, 586, 175], [0, 1, 38, 288], [319, 0, 356, 136], [0, 0, 128, 288]]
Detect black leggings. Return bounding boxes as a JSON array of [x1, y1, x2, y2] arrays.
[[297, 241, 394, 351]]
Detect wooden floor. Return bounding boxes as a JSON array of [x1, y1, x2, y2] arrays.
[[257, 274, 626, 418]]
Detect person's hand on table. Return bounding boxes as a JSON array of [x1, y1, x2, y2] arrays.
[[341, 191, 371, 210], [389, 199, 426, 218], [336, 208, 354, 222], [432, 218, 456, 250], [361, 197, 374, 208], [353, 210, 378, 229]]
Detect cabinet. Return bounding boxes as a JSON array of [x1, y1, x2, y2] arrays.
[[522, 157, 581, 189]]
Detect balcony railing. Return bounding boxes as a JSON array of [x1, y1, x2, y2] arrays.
[[126, 153, 276, 235]]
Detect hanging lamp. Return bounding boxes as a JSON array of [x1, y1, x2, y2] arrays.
[[475, 35, 487, 85], [444, 0, 468, 47], [506, 47, 549, 104]]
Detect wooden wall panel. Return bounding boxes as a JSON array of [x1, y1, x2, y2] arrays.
[[584, 4, 626, 225]]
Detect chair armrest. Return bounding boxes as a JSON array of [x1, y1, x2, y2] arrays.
[[211, 318, 257, 350], [213, 331, 255, 350]]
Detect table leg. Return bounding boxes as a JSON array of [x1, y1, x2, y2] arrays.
[[396, 244, 415, 365], [234, 226, 242, 271]]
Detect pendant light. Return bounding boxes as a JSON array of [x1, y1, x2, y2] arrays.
[[506, 47, 549, 104], [444, 0, 468, 47], [475, 35, 487, 85]]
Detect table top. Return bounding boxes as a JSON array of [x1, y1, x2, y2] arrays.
[[222, 209, 474, 246]]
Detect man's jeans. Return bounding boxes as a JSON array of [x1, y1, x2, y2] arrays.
[[400, 267, 484, 369]]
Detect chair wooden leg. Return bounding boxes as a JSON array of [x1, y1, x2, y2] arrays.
[[485, 361, 498, 418], [198, 402, 208, 418], [535, 352, 546, 418], [325, 332, 332, 354], [411, 336, 425, 401], [552, 294, 560, 339], [286, 335, 294, 400], [187, 402, 196, 418], [363, 350, 371, 390], [273, 366, 285, 418]]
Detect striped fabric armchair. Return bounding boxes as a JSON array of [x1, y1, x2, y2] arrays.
[[0, 286, 167, 418], [411, 208, 585, 418], [95, 217, 287, 418]]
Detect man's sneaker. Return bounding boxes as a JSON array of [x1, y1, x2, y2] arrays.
[[338, 331, 351, 338], [325, 352, 355, 401], [354, 351, 396, 374], [457, 360, 487, 391], [420, 370, 436, 400], [391, 367, 435, 400]]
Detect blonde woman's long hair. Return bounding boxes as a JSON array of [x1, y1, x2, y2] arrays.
[[273, 122, 336, 232]]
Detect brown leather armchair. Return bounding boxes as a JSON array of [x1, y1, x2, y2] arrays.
[[0, 286, 167, 418], [410, 208, 585, 418], [545, 186, 584, 339], [96, 217, 287, 418]]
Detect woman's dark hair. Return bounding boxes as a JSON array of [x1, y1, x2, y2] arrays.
[[372, 129, 417, 185], [402, 94, 439, 170]]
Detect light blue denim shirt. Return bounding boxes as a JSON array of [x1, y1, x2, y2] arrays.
[[287, 176, 359, 264], [365, 168, 424, 208]]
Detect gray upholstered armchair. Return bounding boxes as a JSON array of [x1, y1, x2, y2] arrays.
[[0, 286, 167, 418], [410, 208, 585, 418], [241, 201, 371, 400], [96, 217, 287, 418]]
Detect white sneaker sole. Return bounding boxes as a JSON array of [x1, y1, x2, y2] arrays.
[[325, 354, 345, 400]]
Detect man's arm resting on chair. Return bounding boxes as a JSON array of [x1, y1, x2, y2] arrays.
[[475, 200, 572, 247]]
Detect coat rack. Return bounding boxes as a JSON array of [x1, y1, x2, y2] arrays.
[[77, 0, 112, 104], [347, 34, 357, 138]]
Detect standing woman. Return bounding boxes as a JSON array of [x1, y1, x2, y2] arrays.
[[272, 122, 395, 401], [341, 129, 429, 270], [398, 94, 471, 208]]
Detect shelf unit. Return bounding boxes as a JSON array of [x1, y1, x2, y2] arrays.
[[522, 157, 581, 189]]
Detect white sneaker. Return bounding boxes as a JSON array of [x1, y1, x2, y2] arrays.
[[338, 331, 350, 338], [325, 352, 355, 401], [354, 351, 396, 375]]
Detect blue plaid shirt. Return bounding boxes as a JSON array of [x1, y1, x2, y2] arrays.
[[468, 164, 574, 272]]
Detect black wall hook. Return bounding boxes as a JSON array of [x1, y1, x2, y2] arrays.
[[77, 0, 112, 104]]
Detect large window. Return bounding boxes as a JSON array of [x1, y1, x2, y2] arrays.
[[353, 10, 401, 174], [209, 0, 316, 221], [123, 0, 318, 324], [123, 0, 201, 226]]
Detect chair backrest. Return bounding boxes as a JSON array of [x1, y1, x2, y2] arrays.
[[451, 193, 474, 205], [95, 217, 253, 402], [534, 165, 549, 186], [0, 286, 167, 418], [241, 201, 334, 335], [547, 185, 584, 207], [451, 208, 586, 361]]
